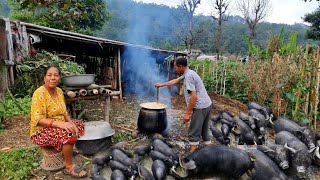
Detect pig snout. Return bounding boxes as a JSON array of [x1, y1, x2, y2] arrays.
[[296, 166, 306, 173], [279, 161, 289, 170]]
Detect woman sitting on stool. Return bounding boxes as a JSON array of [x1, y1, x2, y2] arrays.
[[30, 64, 87, 178]]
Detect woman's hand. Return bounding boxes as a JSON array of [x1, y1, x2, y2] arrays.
[[57, 121, 78, 136]]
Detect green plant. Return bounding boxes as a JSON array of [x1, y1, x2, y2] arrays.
[[113, 132, 134, 143], [0, 98, 7, 131], [0, 147, 41, 180], [0, 88, 29, 131], [17, 50, 85, 76], [12, 50, 86, 96]]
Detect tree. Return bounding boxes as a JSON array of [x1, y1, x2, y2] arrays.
[[210, 0, 230, 60], [304, 8, 320, 40], [9, 0, 110, 35], [180, 0, 201, 53], [302, 0, 320, 40], [236, 0, 272, 41]]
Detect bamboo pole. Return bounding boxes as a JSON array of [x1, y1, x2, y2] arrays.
[[195, 64, 199, 74], [220, 59, 225, 94], [308, 69, 314, 126], [202, 64, 205, 80], [313, 48, 320, 129], [215, 61, 219, 93], [223, 62, 227, 96], [304, 71, 311, 116], [294, 46, 309, 121], [308, 51, 317, 127]]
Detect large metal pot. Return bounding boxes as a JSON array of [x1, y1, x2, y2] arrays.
[[75, 121, 114, 155], [137, 102, 168, 134], [62, 74, 96, 87]]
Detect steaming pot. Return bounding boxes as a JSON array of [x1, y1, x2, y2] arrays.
[[137, 102, 168, 134]]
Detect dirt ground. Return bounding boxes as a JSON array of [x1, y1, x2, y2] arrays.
[[0, 92, 319, 179]]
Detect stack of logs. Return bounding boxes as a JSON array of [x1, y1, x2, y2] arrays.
[[64, 84, 113, 98]]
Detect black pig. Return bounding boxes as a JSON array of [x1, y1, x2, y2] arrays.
[[152, 160, 167, 180], [275, 117, 316, 150], [275, 131, 314, 177], [179, 146, 253, 179], [257, 144, 289, 170], [248, 149, 289, 180]]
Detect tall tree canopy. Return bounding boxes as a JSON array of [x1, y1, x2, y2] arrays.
[[9, 0, 110, 35], [303, 1, 320, 40]]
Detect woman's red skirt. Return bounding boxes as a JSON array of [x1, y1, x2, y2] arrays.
[[31, 120, 85, 151]]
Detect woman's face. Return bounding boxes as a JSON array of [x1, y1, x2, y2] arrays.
[[44, 67, 60, 88]]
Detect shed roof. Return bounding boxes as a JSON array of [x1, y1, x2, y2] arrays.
[[20, 22, 186, 56]]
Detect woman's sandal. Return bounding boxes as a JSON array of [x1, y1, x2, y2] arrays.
[[63, 165, 87, 179]]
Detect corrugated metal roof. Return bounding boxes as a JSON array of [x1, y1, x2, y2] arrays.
[[20, 22, 186, 55]]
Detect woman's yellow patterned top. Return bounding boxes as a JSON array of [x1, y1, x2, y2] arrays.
[[30, 86, 67, 136]]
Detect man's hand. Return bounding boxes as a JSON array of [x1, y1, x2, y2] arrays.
[[155, 83, 163, 88], [183, 112, 192, 124]]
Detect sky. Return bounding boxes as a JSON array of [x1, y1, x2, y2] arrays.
[[134, 0, 320, 25]]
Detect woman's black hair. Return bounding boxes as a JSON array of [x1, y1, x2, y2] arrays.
[[44, 64, 61, 76], [175, 57, 188, 67]]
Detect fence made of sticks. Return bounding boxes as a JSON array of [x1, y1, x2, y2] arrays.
[[188, 47, 320, 129]]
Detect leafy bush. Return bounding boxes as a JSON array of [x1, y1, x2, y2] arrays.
[[0, 89, 30, 131], [4, 95, 31, 117], [12, 50, 86, 96], [0, 147, 41, 180]]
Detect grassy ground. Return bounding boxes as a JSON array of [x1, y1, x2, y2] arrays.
[[0, 146, 41, 180]]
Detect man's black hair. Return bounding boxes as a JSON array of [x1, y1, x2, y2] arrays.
[[175, 57, 188, 67]]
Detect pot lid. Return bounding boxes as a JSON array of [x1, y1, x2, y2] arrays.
[[140, 102, 167, 109], [78, 121, 114, 140]]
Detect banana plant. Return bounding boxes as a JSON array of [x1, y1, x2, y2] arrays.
[[243, 34, 270, 60]]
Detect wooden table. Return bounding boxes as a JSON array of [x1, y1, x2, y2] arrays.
[[65, 91, 120, 122]]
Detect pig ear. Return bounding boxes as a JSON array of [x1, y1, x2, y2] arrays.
[[268, 118, 274, 125], [308, 146, 319, 155], [284, 143, 297, 154], [184, 160, 196, 170], [264, 148, 276, 158], [293, 129, 303, 135], [179, 156, 196, 170], [314, 147, 320, 159]]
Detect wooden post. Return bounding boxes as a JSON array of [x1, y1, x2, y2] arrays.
[[105, 95, 110, 122], [4, 18, 14, 85], [314, 48, 320, 129], [21, 25, 29, 56], [202, 64, 205, 80], [117, 48, 122, 100], [215, 61, 218, 93], [0, 19, 8, 98], [223, 62, 227, 96]]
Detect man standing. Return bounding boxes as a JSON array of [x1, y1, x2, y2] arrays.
[[155, 57, 212, 153]]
